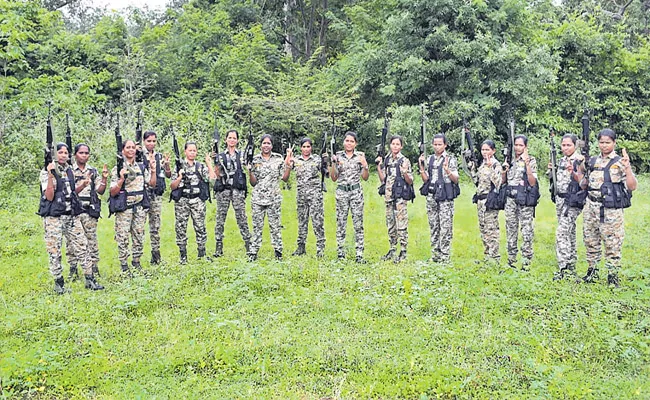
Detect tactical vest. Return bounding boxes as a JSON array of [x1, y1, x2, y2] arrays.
[[421, 155, 460, 201], [214, 152, 247, 194], [589, 156, 632, 210], [37, 167, 81, 217], [379, 156, 415, 201], [509, 166, 540, 207], [109, 162, 150, 216], [75, 167, 102, 219], [171, 162, 210, 202], [151, 153, 166, 196]]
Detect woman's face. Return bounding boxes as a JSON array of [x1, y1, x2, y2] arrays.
[[514, 138, 526, 156], [226, 132, 238, 148], [390, 138, 402, 155], [432, 138, 446, 155], [56, 146, 69, 164], [122, 141, 136, 160], [561, 138, 576, 157], [598, 135, 616, 156], [481, 144, 495, 158], [144, 135, 157, 152], [261, 138, 272, 155], [344, 135, 357, 152], [185, 144, 197, 161], [301, 141, 312, 157]]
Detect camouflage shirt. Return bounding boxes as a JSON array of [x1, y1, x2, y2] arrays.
[[587, 152, 628, 199], [506, 155, 538, 187], [476, 160, 503, 196], [293, 154, 322, 197], [40, 164, 74, 212], [555, 152, 584, 194], [72, 163, 102, 208], [251, 152, 285, 205], [335, 151, 365, 186], [427, 151, 459, 184], [110, 160, 151, 206], [383, 152, 413, 202], [171, 160, 210, 196]]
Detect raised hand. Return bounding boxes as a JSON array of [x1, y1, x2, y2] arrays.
[[621, 148, 631, 168], [102, 164, 109, 179]]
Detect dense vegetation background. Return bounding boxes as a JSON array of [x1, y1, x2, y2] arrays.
[[1, 0, 649, 398], [2, 0, 650, 206]]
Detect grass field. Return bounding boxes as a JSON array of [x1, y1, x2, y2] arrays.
[[1, 175, 649, 399]]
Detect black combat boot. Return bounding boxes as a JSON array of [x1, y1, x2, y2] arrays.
[[275, 250, 283, 260], [179, 246, 187, 265], [394, 250, 407, 263], [68, 265, 80, 282], [92, 263, 101, 277], [244, 240, 251, 254], [151, 250, 161, 265], [85, 274, 105, 291], [121, 262, 133, 278], [248, 253, 257, 262], [355, 255, 367, 264], [582, 267, 599, 283], [381, 249, 395, 261], [607, 272, 620, 288], [214, 242, 223, 258], [292, 244, 306, 256], [316, 248, 324, 258], [53, 277, 66, 295], [198, 247, 206, 259]]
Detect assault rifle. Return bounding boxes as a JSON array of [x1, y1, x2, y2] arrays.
[[65, 113, 73, 166], [419, 105, 427, 161], [115, 114, 124, 174], [44, 103, 53, 169], [461, 116, 478, 185], [212, 114, 220, 164], [376, 111, 390, 165], [245, 116, 254, 166], [504, 115, 515, 165], [581, 108, 590, 175], [549, 127, 558, 203], [135, 110, 144, 163], [171, 125, 182, 174]]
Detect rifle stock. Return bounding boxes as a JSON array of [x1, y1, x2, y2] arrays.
[[44, 104, 53, 169], [65, 113, 72, 166], [376, 111, 390, 165], [115, 114, 124, 175], [549, 127, 558, 203], [245, 116, 254, 166], [135, 110, 143, 163]]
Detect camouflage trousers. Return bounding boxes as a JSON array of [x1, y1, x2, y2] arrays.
[[505, 197, 535, 265], [335, 188, 364, 258], [66, 212, 99, 268], [249, 201, 283, 255], [174, 197, 207, 250], [215, 188, 251, 246], [43, 215, 91, 279], [583, 198, 624, 271], [146, 194, 163, 252], [426, 196, 454, 262], [555, 197, 582, 269], [477, 199, 500, 261], [115, 206, 147, 263], [385, 199, 408, 251], [296, 193, 325, 252]]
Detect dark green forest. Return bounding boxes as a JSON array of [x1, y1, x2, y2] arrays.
[[2, 0, 650, 206]]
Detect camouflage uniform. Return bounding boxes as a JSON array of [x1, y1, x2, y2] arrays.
[[425, 151, 458, 263], [475, 160, 503, 262], [382, 153, 413, 253], [334, 151, 366, 258], [145, 151, 166, 257], [171, 161, 210, 253], [66, 163, 103, 271], [40, 165, 91, 278], [504, 155, 538, 267], [110, 160, 151, 265], [214, 150, 251, 252], [583, 152, 628, 273], [249, 153, 285, 256], [550, 152, 584, 274], [293, 154, 325, 253]]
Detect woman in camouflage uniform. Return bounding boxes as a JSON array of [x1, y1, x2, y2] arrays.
[[110, 140, 157, 275], [210, 129, 251, 257], [247, 134, 291, 261], [330, 131, 370, 263], [40, 143, 104, 293], [142, 131, 171, 265], [376, 135, 413, 263], [170, 142, 211, 264], [502, 135, 538, 270], [576, 129, 637, 287], [548, 134, 584, 281], [418, 134, 459, 264], [287, 137, 326, 257], [471, 140, 503, 266]]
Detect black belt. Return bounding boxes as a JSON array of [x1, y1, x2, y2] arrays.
[[475, 193, 488, 201], [182, 192, 201, 199], [557, 192, 568, 199], [337, 183, 360, 192], [588, 194, 602, 203]]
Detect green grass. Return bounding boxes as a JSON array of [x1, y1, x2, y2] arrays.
[[1, 176, 649, 399]]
